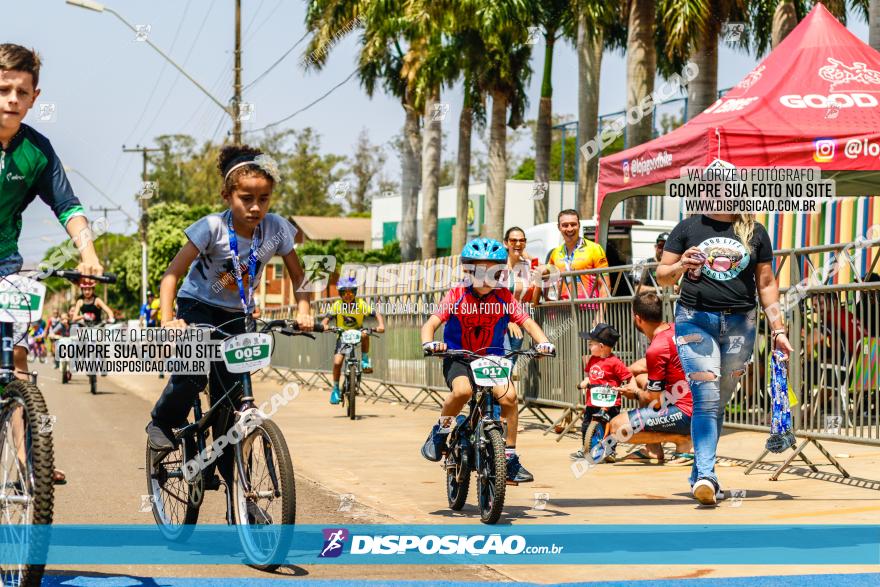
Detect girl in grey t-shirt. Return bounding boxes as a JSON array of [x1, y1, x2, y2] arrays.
[[146, 145, 315, 456]]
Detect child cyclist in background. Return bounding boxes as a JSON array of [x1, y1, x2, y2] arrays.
[[146, 145, 314, 457], [421, 238, 556, 484], [572, 323, 632, 461], [321, 275, 386, 404]]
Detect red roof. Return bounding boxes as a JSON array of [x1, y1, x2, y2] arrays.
[[598, 4, 880, 220]]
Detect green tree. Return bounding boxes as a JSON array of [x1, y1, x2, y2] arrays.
[[273, 128, 346, 217], [306, 0, 423, 261], [345, 128, 387, 214], [147, 135, 223, 206]]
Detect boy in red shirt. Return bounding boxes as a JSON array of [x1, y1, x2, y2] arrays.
[[609, 291, 694, 465], [574, 323, 631, 458]]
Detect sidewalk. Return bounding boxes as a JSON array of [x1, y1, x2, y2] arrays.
[[113, 371, 880, 583]]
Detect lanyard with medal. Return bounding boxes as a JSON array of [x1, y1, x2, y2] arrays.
[[225, 210, 261, 318]]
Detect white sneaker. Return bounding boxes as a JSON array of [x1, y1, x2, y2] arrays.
[[692, 479, 717, 505]]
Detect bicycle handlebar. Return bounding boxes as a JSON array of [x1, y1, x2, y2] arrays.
[[323, 326, 381, 337], [49, 269, 117, 284], [187, 319, 325, 339], [424, 347, 555, 359]]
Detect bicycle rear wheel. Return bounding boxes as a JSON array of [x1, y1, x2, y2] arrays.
[[477, 427, 506, 524], [0, 381, 55, 587], [234, 419, 295, 571], [145, 436, 200, 542]]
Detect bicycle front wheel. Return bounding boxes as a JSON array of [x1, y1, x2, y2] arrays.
[[145, 437, 200, 542], [0, 381, 55, 587], [347, 363, 357, 420], [234, 419, 295, 571], [477, 427, 506, 525]]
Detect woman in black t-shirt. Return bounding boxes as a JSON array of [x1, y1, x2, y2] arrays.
[[658, 213, 792, 506]]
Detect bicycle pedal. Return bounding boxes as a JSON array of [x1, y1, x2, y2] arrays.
[[506, 480, 520, 486]]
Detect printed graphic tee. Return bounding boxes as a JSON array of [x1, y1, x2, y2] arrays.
[[330, 298, 375, 330], [663, 215, 772, 312], [433, 286, 530, 355], [584, 354, 632, 407], [178, 211, 296, 311]]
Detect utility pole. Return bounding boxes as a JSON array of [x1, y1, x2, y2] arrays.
[[232, 0, 242, 144], [90, 205, 122, 301], [122, 144, 162, 306]]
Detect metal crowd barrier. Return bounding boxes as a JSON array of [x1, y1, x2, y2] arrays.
[[264, 240, 880, 481]]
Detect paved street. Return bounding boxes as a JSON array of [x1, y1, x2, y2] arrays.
[[32, 362, 880, 583]]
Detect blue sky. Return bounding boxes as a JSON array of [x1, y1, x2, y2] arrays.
[[2, 1, 870, 264]]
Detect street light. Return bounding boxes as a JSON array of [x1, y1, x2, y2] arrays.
[[65, 0, 238, 138]]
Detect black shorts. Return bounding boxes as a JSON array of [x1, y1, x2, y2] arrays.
[[334, 334, 361, 355], [442, 358, 472, 389]]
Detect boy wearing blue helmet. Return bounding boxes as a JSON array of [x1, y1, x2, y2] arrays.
[[321, 275, 385, 404], [421, 238, 556, 484]]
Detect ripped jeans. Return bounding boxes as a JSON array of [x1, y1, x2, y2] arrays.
[[674, 304, 757, 489]]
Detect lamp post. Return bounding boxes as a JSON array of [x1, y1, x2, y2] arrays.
[[65, 0, 242, 143]]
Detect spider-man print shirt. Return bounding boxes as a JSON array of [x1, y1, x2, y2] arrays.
[[433, 286, 530, 355]]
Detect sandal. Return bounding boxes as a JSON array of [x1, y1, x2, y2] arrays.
[[619, 449, 664, 464], [667, 452, 695, 466], [53, 469, 67, 485]]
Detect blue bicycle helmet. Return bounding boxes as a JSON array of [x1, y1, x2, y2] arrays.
[[460, 238, 508, 262], [337, 276, 358, 291]]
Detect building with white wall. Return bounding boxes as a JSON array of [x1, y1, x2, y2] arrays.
[[370, 180, 680, 253]]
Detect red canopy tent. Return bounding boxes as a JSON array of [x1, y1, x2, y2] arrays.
[[596, 3, 880, 245]]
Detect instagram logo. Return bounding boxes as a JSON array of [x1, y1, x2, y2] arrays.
[[813, 138, 836, 162]]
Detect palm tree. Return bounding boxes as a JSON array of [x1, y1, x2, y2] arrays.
[[527, 0, 575, 225], [449, 29, 486, 253], [624, 0, 656, 219], [574, 1, 624, 218], [305, 0, 423, 261], [871, 0, 880, 50], [659, 1, 750, 121], [750, 1, 863, 55], [465, 1, 533, 239]]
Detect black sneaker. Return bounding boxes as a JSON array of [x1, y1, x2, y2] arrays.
[[420, 424, 449, 462], [146, 421, 176, 451], [506, 454, 534, 484]]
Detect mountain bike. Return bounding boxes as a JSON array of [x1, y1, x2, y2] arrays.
[[424, 346, 554, 524], [146, 317, 322, 570], [325, 327, 379, 420], [0, 269, 115, 587]]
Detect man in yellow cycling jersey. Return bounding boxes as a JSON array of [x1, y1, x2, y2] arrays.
[[541, 209, 610, 302], [321, 276, 385, 404]]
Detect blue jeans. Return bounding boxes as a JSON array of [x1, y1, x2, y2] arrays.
[[674, 305, 757, 489]]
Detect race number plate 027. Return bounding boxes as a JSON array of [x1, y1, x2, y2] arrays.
[[470, 357, 513, 387], [340, 329, 362, 345], [222, 333, 273, 373], [0, 275, 45, 324], [590, 385, 619, 408]]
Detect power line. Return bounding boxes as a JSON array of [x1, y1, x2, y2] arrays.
[[242, 30, 310, 92], [245, 68, 358, 134]]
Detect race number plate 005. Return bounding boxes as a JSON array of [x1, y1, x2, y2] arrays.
[[0, 275, 45, 324], [222, 333, 273, 373], [590, 385, 619, 408], [470, 357, 513, 387], [340, 329, 362, 345]]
